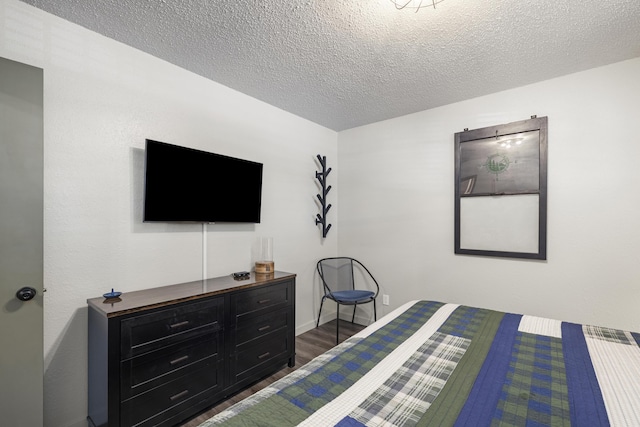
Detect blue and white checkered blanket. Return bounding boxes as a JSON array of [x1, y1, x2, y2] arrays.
[[201, 301, 640, 426]]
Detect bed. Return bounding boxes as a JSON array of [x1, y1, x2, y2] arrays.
[[199, 300, 640, 426]]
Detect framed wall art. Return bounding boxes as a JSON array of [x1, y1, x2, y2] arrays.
[[454, 116, 548, 260]]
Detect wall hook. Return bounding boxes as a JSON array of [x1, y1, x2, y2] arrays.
[[315, 154, 332, 238]]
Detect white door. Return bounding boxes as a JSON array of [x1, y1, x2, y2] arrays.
[[0, 56, 44, 426]]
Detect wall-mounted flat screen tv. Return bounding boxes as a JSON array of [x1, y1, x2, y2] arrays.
[[143, 139, 263, 223]]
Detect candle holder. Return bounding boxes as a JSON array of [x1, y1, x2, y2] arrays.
[[255, 237, 274, 274]]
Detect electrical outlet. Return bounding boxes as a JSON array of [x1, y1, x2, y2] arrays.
[[383, 294, 390, 306]]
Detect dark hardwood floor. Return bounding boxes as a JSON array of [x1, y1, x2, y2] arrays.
[[181, 319, 366, 426]]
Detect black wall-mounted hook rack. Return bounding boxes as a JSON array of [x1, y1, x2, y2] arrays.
[[315, 154, 332, 238]]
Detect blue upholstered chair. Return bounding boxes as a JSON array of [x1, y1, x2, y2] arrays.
[[316, 257, 380, 344]]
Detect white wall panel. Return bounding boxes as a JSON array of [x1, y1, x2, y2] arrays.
[[338, 57, 640, 334]]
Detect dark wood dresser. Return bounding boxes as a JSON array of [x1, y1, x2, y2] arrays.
[[87, 271, 296, 427]]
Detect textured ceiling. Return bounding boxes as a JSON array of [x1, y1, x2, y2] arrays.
[[18, 0, 640, 131]]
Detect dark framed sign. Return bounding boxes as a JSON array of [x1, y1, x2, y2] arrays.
[[454, 116, 548, 260]]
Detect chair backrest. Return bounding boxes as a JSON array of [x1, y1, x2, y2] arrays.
[[317, 257, 380, 296]]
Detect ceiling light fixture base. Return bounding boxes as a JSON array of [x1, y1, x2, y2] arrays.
[[390, 0, 446, 12]]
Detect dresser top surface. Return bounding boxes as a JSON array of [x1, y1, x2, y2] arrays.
[[87, 271, 296, 317]]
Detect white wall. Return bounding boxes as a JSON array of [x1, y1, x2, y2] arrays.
[[1, 1, 338, 426], [338, 57, 640, 333]]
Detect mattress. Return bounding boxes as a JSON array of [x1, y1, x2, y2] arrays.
[[200, 300, 640, 426]]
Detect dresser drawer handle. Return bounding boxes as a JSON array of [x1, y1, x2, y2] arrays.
[[169, 321, 190, 329], [258, 352, 271, 360], [258, 325, 271, 332], [169, 355, 190, 365], [170, 390, 190, 401], [257, 299, 271, 304]]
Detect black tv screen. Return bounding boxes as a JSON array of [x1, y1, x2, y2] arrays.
[[143, 139, 263, 223]]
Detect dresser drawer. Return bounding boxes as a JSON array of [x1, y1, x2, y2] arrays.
[[120, 333, 222, 400], [120, 361, 222, 427], [235, 307, 289, 346], [121, 297, 223, 359], [233, 328, 290, 383], [233, 281, 291, 317]]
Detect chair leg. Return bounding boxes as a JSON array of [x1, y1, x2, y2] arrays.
[[351, 303, 357, 323], [316, 297, 326, 328], [373, 299, 377, 322], [336, 304, 340, 345]]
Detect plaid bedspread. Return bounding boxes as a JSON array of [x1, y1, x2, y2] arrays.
[[200, 301, 640, 426]]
